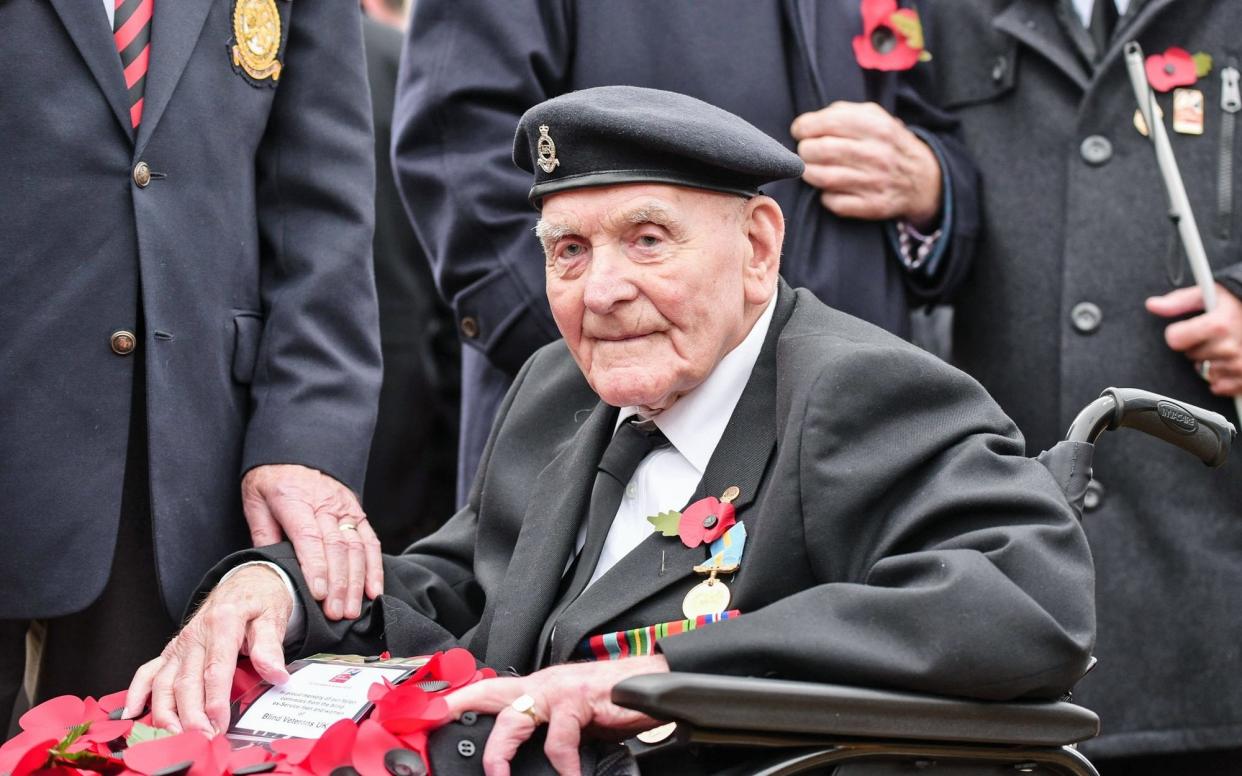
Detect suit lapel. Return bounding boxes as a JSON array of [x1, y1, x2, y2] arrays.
[[48, 0, 135, 143], [547, 284, 799, 664], [994, 0, 1091, 91], [482, 400, 618, 674], [135, 0, 215, 152]]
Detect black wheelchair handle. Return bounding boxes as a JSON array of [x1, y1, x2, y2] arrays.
[[1066, 387, 1235, 468]]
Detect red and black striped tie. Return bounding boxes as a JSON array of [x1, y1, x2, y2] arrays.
[[113, 0, 153, 129]]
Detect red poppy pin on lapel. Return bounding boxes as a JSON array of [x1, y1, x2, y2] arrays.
[[853, 0, 931, 72], [647, 488, 740, 549]]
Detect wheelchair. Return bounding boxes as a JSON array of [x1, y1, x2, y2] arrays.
[[610, 388, 1237, 776]]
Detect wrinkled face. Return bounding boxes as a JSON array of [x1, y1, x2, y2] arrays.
[[539, 184, 776, 411]]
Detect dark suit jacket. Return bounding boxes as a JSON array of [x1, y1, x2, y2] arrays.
[[0, 1, 381, 620], [208, 284, 1093, 708], [390, 0, 983, 505], [921, 0, 1242, 758]]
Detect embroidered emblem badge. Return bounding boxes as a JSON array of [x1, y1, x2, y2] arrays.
[[536, 125, 560, 173], [231, 0, 283, 83]]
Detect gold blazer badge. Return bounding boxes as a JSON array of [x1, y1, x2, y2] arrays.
[[231, 0, 283, 83]]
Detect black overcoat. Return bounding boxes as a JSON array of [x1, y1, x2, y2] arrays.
[[921, 0, 1242, 759]]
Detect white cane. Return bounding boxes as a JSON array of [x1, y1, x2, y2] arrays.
[[1124, 41, 1242, 426]]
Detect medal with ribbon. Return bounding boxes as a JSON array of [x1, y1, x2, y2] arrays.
[[682, 522, 747, 618], [647, 486, 749, 618]]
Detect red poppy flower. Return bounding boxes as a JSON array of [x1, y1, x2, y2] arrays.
[[1146, 47, 1197, 92], [677, 497, 736, 548], [123, 730, 228, 776], [369, 682, 451, 735], [853, 0, 926, 71], [228, 746, 275, 774], [407, 648, 478, 691], [18, 696, 134, 746], [0, 732, 59, 776], [350, 720, 417, 776]]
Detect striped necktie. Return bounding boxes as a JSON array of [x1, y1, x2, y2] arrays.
[[113, 0, 153, 129]]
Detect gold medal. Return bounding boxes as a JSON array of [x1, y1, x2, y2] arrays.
[[231, 0, 283, 82], [682, 577, 731, 619], [1173, 88, 1205, 135], [1134, 104, 1164, 137]]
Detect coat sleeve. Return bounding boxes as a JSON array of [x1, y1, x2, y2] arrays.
[[657, 344, 1096, 701], [390, 0, 572, 377], [194, 349, 544, 659], [889, 63, 982, 304], [239, 3, 382, 494]]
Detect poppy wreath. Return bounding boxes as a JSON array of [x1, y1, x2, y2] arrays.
[[0, 648, 495, 776], [853, 0, 931, 71]]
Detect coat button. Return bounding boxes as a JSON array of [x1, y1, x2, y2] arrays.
[[456, 740, 476, 758], [110, 329, 137, 355], [1084, 479, 1104, 512], [460, 316, 480, 339], [132, 161, 152, 187], [991, 55, 1007, 83], [383, 748, 427, 776], [1070, 302, 1102, 334], [1080, 135, 1113, 166]]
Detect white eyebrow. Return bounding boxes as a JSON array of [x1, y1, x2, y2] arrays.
[[534, 220, 576, 252]]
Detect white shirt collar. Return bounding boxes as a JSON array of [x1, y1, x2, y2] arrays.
[[1070, 0, 1129, 28], [617, 294, 777, 474]]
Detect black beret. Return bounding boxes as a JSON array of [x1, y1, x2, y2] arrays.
[[513, 85, 804, 208]]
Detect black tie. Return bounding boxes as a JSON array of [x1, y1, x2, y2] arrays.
[[536, 419, 668, 663], [1090, 0, 1118, 62]]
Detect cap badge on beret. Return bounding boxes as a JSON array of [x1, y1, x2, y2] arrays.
[[536, 125, 560, 174]]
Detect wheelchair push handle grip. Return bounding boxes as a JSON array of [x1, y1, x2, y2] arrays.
[[1066, 387, 1236, 468]]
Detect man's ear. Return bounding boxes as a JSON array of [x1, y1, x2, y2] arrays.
[[742, 195, 784, 306]]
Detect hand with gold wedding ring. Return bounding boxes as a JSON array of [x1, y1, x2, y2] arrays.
[[444, 656, 670, 776], [1198, 360, 1213, 382], [1147, 283, 1242, 397], [240, 464, 383, 622]]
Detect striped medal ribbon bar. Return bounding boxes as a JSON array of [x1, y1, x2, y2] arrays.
[[114, 0, 153, 128], [576, 610, 741, 661]]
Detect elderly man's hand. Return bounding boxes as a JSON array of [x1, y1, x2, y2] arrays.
[[444, 656, 670, 776], [242, 463, 382, 620], [1147, 283, 1242, 396], [124, 565, 293, 735], [791, 101, 942, 229]]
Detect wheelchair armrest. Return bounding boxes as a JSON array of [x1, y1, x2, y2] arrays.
[[612, 673, 1099, 747]]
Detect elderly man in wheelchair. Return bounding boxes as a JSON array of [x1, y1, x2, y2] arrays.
[[122, 87, 1232, 776]]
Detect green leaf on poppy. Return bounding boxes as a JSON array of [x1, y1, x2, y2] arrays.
[[126, 722, 175, 747], [1193, 52, 1213, 79], [55, 748, 119, 770], [889, 12, 925, 50], [647, 511, 681, 536], [53, 722, 91, 754]]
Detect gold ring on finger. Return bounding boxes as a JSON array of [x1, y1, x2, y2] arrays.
[[339, 523, 358, 532], [510, 694, 544, 725]]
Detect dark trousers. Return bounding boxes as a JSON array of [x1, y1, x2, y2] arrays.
[[3, 358, 175, 727]]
